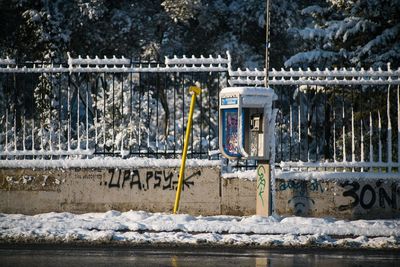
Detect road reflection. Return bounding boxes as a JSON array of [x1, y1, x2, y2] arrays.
[[0, 245, 398, 267]]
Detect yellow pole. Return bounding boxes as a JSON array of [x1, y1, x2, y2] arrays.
[[173, 85, 201, 214]]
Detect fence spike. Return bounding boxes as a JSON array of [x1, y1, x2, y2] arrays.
[[5, 108, 8, 151], [398, 85, 400, 164], [342, 105, 346, 162], [387, 85, 392, 171], [351, 107, 355, 163], [298, 96, 302, 160], [370, 112, 373, 166], [361, 119, 364, 164], [333, 109, 336, 162], [378, 110, 382, 163]]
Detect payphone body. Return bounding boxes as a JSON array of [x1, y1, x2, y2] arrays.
[[219, 87, 277, 161]]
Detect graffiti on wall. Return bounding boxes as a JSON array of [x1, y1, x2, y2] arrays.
[[278, 180, 324, 193], [277, 180, 324, 216], [101, 169, 200, 191], [277, 178, 400, 216], [257, 165, 267, 208], [339, 180, 400, 211]]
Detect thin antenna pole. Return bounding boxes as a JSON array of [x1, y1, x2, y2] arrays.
[[265, 0, 271, 88]]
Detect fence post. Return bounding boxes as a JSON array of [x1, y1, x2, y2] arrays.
[[256, 162, 271, 216]]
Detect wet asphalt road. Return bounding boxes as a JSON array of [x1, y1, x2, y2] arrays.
[[0, 244, 398, 267]]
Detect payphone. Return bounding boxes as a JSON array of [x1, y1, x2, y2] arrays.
[[219, 87, 277, 161]]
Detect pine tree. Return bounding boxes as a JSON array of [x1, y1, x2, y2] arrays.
[[285, 0, 400, 68]]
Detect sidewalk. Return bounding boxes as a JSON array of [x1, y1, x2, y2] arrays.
[[0, 211, 399, 249]]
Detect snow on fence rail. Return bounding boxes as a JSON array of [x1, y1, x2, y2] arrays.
[[0, 51, 398, 86], [228, 66, 400, 86], [0, 53, 229, 73], [226, 51, 400, 86], [0, 52, 399, 174]]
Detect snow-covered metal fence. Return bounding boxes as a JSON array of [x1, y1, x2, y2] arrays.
[[274, 84, 400, 173], [226, 52, 400, 173], [0, 53, 229, 73], [0, 54, 226, 160], [1, 52, 400, 174], [227, 52, 400, 86]]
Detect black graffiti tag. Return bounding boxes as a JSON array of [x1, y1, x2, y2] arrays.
[[103, 169, 199, 191], [129, 170, 141, 190], [338, 181, 360, 211], [172, 170, 199, 191], [339, 181, 399, 211], [107, 169, 121, 188]]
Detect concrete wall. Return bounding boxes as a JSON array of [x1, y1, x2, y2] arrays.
[[275, 178, 400, 219], [221, 178, 255, 215], [0, 167, 222, 215], [1, 167, 400, 219]]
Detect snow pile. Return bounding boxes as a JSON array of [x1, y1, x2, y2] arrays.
[[0, 211, 399, 249]]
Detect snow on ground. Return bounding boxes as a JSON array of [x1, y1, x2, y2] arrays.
[[0, 211, 399, 249]]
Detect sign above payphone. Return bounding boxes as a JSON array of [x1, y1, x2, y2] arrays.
[[219, 87, 277, 160]]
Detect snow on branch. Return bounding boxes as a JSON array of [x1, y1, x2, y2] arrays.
[[0, 57, 16, 66], [284, 49, 338, 68], [301, 5, 327, 17], [359, 24, 400, 59]]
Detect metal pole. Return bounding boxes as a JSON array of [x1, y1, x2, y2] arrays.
[[256, 0, 273, 217], [173, 85, 202, 214], [265, 0, 271, 88]]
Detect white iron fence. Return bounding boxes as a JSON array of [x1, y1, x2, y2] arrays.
[[1, 51, 400, 173]]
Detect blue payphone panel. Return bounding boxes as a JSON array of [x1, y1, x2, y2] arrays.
[[221, 108, 242, 157]]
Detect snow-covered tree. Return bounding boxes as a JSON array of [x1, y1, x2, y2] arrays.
[[286, 0, 400, 68]]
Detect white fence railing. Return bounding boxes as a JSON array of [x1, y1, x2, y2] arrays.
[[226, 52, 400, 86], [0, 51, 400, 173], [0, 53, 229, 73], [0, 51, 399, 85]]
